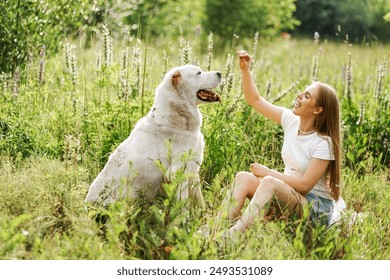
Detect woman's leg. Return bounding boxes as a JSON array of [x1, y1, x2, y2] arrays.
[[227, 171, 261, 220], [228, 175, 308, 234]]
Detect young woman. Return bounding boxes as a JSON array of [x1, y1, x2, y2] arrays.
[[226, 50, 343, 235]]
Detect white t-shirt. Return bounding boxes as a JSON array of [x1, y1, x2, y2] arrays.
[[281, 109, 334, 200]]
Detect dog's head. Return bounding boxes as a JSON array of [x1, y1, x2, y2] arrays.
[[159, 65, 222, 105]]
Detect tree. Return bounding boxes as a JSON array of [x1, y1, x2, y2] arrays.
[[203, 0, 299, 43], [294, 0, 390, 42], [294, 0, 339, 36], [369, 0, 390, 42], [0, 0, 96, 74]]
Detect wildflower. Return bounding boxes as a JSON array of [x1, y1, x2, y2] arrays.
[[312, 55, 318, 81], [356, 103, 364, 125], [65, 41, 72, 73], [70, 53, 78, 88], [96, 52, 102, 71], [132, 41, 142, 96], [13, 67, 20, 98], [345, 51, 353, 103], [38, 45, 46, 84], [265, 79, 272, 97], [120, 47, 129, 99], [195, 24, 201, 36], [162, 50, 169, 79], [219, 53, 234, 95], [180, 41, 192, 65], [103, 25, 113, 67], [207, 32, 213, 71], [314, 32, 320, 44], [251, 31, 259, 72]]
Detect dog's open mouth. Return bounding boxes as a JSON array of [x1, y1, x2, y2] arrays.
[[197, 89, 221, 103]]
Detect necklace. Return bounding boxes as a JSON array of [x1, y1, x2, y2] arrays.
[[298, 128, 316, 135]]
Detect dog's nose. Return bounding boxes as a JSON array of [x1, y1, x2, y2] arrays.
[[216, 72, 221, 78]]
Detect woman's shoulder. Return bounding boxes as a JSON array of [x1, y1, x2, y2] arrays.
[[316, 134, 332, 144], [281, 108, 298, 128], [311, 134, 334, 159]]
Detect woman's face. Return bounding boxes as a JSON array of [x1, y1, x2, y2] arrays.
[[292, 83, 320, 117]]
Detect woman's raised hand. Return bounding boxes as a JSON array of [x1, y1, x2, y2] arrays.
[[237, 50, 252, 71]]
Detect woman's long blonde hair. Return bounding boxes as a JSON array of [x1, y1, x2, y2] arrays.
[[314, 82, 341, 200]]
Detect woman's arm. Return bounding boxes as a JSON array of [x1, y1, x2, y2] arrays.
[[238, 50, 284, 124], [250, 158, 330, 194]]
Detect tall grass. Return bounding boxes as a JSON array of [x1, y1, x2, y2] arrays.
[[0, 30, 389, 259]]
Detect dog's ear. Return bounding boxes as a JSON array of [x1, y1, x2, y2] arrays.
[[172, 71, 181, 88]]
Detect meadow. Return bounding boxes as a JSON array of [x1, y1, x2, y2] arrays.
[[0, 30, 389, 260]]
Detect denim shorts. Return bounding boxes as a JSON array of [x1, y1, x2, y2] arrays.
[[305, 192, 334, 226]]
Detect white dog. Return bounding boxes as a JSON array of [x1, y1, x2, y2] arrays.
[[85, 65, 221, 206]]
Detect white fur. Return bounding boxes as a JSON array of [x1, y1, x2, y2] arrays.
[[85, 65, 221, 205]]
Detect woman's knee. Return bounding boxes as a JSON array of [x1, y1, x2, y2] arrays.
[[259, 176, 301, 206], [234, 171, 259, 196], [235, 171, 252, 182], [259, 176, 281, 193], [234, 171, 259, 188]]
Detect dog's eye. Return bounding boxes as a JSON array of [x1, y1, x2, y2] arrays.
[[196, 71, 201, 75]]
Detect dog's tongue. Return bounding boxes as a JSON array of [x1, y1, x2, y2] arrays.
[[197, 89, 221, 103]]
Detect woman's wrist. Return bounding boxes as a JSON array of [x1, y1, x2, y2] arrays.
[[268, 168, 281, 178]]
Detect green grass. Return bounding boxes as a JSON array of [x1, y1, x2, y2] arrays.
[[0, 34, 389, 259]]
